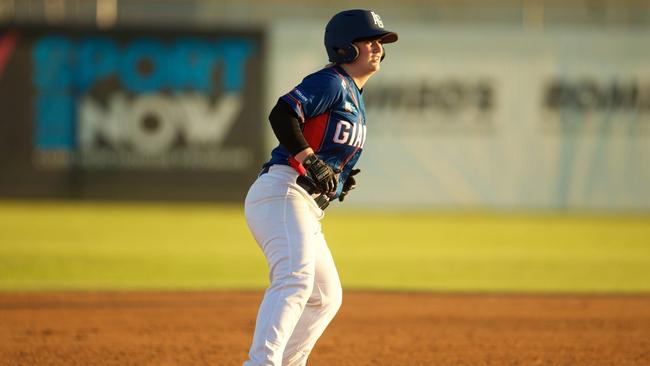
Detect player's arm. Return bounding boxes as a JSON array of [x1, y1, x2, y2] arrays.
[[268, 100, 337, 193], [293, 148, 314, 164], [268, 100, 310, 158]]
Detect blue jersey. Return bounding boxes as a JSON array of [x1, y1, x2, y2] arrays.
[[265, 65, 367, 199]]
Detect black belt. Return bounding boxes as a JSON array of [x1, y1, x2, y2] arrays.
[[259, 165, 330, 210], [296, 176, 330, 210]]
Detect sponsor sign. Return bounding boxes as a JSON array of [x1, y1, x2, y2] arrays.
[[0, 26, 265, 200]]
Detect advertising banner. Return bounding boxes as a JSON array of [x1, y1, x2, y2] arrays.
[[0, 26, 265, 200]]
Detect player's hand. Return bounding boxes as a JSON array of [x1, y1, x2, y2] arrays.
[[302, 153, 338, 194], [338, 168, 360, 202]]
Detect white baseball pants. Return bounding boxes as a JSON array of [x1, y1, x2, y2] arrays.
[[243, 165, 343, 366]]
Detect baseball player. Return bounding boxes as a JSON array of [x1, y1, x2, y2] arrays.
[[243, 9, 398, 366]]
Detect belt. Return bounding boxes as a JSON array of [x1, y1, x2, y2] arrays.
[[296, 176, 330, 210], [259, 165, 330, 210]]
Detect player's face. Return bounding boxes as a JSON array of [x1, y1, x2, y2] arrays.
[[353, 38, 383, 73]]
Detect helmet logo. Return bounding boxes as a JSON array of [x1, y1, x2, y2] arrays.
[[371, 11, 384, 28]]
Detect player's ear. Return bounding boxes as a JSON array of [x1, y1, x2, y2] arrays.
[[334, 43, 360, 63], [380, 45, 386, 62]]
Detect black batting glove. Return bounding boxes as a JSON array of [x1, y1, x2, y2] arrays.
[[338, 168, 360, 202], [302, 153, 338, 194]]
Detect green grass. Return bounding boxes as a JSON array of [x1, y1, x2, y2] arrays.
[[1, 201, 649, 293]]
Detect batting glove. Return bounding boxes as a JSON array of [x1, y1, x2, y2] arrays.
[[338, 168, 360, 202], [302, 153, 338, 194]]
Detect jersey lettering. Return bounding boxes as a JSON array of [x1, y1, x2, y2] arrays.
[[333, 120, 351, 144], [353, 123, 365, 147], [333, 120, 366, 148]]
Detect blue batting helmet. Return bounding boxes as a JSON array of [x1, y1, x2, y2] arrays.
[[324, 9, 398, 64]]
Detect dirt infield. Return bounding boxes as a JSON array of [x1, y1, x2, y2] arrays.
[[1, 291, 649, 366]]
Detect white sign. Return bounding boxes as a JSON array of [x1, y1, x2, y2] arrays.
[[269, 22, 650, 209]]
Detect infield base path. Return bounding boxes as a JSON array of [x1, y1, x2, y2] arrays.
[[1, 291, 649, 366]]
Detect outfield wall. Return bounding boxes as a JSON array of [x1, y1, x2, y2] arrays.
[[1, 22, 649, 209], [269, 23, 650, 210]]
